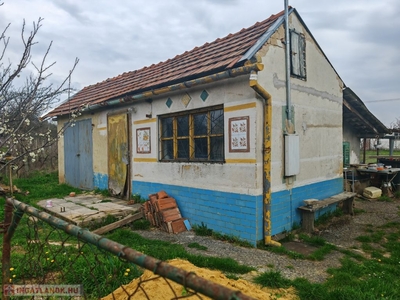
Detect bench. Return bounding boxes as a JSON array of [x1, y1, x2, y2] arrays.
[[297, 192, 357, 233]]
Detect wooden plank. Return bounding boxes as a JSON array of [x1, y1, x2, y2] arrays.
[[156, 198, 177, 211], [93, 212, 143, 235], [298, 192, 356, 212]]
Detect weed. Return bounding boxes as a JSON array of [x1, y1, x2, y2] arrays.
[[192, 222, 213, 236], [187, 242, 208, 251], [130, 219, 151, 230], [298, 233, 326, 247], [378, 195, 393, 202], [100, 199, 113, 203], [314, 209, 343, 226], [286, 265, 294, 269], [395, 191, 400, 198], [225, 273, 240, 280], [131, 193, 146, 204], [254, 270, 291, 288], [94, 188, 111, 197]]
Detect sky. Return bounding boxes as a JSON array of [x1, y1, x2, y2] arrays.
[[1, 0, 399, 126]]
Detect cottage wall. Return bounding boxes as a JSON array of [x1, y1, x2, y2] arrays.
[[57, 12, 346, 244], [343, 121, 361, 164], [257, 14, 344, 234]]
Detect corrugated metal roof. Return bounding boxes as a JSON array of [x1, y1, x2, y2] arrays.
[[343, 87, 389, 137]]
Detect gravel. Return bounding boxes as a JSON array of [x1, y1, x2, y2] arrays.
[[134, 197, 400, 283]]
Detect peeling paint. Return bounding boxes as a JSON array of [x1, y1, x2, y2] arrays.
[[273, 73, 342, 103]]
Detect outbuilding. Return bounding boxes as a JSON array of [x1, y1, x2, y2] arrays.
[[46, 7, 371, 245]]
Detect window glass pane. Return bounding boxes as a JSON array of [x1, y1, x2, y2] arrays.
[[194, 113, 207, 135], [177, 139, 189, 159], [177, 115, 189, 137], [161, 140, 173, 160], [161, 117, 173, 138], [211, 109, 224, 134], [210, 136, 224, 160], [194, 137, 208, 159]]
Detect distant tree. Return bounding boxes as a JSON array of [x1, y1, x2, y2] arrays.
[[0, 3, 78, 174], [390, 118, 400, 131]]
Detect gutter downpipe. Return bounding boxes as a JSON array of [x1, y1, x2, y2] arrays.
[[284, 0, 292, 127], [249, 71, 281, 247]]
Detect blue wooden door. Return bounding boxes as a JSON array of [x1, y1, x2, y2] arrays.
[[64, 119, 93, 189]]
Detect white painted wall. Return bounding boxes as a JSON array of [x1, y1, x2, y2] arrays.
[[257, 13, 344, 192], [130, 77, 264, 195], [343, 121, 361, 164]]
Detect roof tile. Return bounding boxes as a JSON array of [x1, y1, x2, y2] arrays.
[[47, 10, 285, 117]]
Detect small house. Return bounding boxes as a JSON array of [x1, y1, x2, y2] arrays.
[[46, 7, 367, 245]]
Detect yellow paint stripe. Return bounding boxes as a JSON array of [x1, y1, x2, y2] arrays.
[[224, 102, 256, 112], [225, 158, 257, 164], [133, 158, 158, 162], [134, 118, 156, 125], [97, 126, 107, 131]]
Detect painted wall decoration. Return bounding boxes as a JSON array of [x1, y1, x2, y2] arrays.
[[136, 127, 151, 153], [229, 116, 250, 152]]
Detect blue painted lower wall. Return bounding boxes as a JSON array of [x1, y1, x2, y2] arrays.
[[94, 173, 108, 190], [132, 180, 264, 246], [270, 177, 344, 235], [94, 172, 343, 245]]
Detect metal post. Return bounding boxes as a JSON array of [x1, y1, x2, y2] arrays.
[[2, 200, 13, 300]]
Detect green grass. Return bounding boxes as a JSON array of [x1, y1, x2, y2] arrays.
[[192, 222, 253, 247], [364, 149, 400, 164], [3, 172, 400, 299], [187, 242, 208, 251]]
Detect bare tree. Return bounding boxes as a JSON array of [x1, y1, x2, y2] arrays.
[[0, 5, 79, 174], [390, 118, 400, 131]]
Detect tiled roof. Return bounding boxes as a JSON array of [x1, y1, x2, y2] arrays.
[[47, 10, 286, 117]]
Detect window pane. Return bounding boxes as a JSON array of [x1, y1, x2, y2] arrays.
[[177, 115, 189, 137], [194, 137, 208, 159], [161, 140, 173, 160], [211, 109, 224, 134], [177, 139, 189, 159], [210, 136, 224, 160], [194, 113, 207, 135], [161, 117, 173, 138]]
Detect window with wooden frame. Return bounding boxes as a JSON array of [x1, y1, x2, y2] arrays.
[[160, 106, 224, 162], [290, 29, 306, 79]]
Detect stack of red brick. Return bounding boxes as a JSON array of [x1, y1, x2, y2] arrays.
[[143, 190, 187, 234]]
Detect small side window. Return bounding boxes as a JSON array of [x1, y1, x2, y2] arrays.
[[290, 30, 306, 79]]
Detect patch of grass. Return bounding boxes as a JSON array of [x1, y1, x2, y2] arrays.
[[353, 208, 365, 215], [259, 244, 305, 260], [253, 270, 291, 289], [131, 193, 147, 204], [192, 222, 213, 236], [94, 188, 111, 197], [395, 191, 400, 198], [187, 242, 208, 251], [308, 244, 337, 261], [314, 209, 343, 226], [12, 172, 81, 205], [298, 233, 327, 247], [225, 273, 240, 280], [130, 219, 151, 230], [192, 222, 253, 247], [378, 195, 393, 202], [105, 229, 254, 274]]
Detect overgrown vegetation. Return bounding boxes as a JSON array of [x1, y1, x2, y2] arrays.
[[192, 222, 254, 248]]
